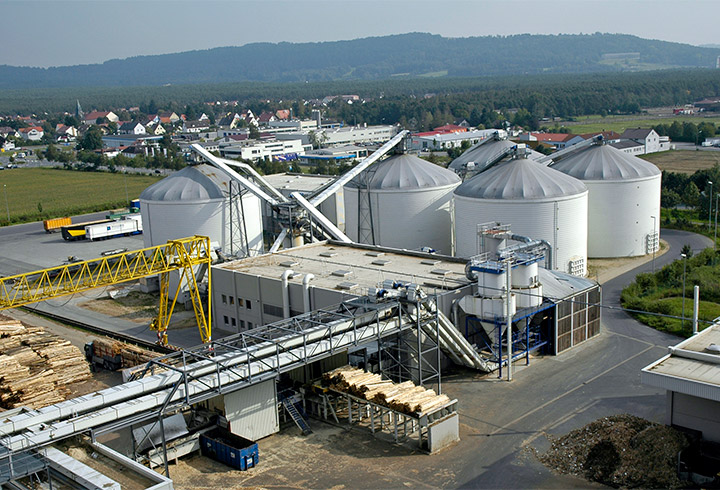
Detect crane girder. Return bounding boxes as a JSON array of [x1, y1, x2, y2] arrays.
[[0, 236, 213, 344]]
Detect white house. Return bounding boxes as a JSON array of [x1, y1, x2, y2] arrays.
[[620, 128, 661, 154], [118, 121, 147, 135], [18, 127, 44, 141], [182, 120, 211, 133]]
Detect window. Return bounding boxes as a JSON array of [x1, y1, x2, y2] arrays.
[[263, 303, 284, 317], [221, 294, 227, 304], [231, 318, 236, 327], [223, 315, 229, 325], [238, 298, 244, 307], [230, 297, 235, 305], [246, 300, 252, 310], [240, 320, 245, 329], [248, 322, 253, 329]]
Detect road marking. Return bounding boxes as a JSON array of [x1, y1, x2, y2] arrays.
[[488, 344, 655, 437]]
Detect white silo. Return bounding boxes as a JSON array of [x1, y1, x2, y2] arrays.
[[139, 164, 264, 256], [550, 144, 661, 258], [344, 154, 461, 254], [453, 157, 589, 275]]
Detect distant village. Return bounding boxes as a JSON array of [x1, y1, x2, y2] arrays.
[[2, 95, 720, 169]]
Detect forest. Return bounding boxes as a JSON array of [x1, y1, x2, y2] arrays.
[[1, 33, 718, 89], [2, 69, 720, 133]]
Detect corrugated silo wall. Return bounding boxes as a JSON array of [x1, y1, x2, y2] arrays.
[[586, 175, 661, 258]]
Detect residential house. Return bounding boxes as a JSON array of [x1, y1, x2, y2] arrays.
[[198, 113, 210, 121], [118, 121, 147, 135], [519, 132, 585, 150], [217, 113, 242, 129], [275, 109, 290, 120], [18, 126, 44, 141], [578, 131, 622, 143], [241, 110, 258, 127], [146, 124, 166, 136], [83, 111, 118, 125], [0, 127, 19, 139], [158, 112, 180, 124], [610, 139, 645, 155], [55, 124, 78, 142], [619, 128, 662, 154], [182, 120, 211, 133], [257, 111, 276, 126]]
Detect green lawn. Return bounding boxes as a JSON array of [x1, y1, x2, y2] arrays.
[[549, 115, 720, 135], [0, 168, 161, 225]]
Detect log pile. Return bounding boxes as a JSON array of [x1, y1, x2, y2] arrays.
[[323, 365, 451, 416], [0, 319, 92, 410], [89, 338, 157, 368]]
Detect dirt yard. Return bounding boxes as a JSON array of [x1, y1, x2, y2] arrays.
[[642, 150, 720, 174]]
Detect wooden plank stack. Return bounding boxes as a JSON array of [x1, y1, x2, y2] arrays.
[[89, 338, 158, 368], [323, 365, 451, 416], [0, 319, 92, 410]]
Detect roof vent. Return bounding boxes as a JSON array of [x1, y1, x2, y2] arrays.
[[337, 281, 358, 290], [332, 269, 352, 277], [366, 251, 385, 257], [319, 251, 337, 258], [706, 343, 720, 354], [421, 259, 441, 266], [431, 269, 452, 276], [372, 259, 391, 266], [279, 260, 299, 268]]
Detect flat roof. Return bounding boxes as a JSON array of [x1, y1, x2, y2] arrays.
[[641, 323, 720, 402], [262, 173, 335, 193], [215, 241, 471, 293]]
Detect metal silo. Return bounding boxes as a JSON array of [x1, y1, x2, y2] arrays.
[[453, 157, 589, 275], [139, 164, 264, 257], [550, 144, 661, 258], [344, 154, 461, 254], [449, 138, 543, 176]]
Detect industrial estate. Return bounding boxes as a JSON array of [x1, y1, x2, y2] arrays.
[[2, 39, 720, 489]]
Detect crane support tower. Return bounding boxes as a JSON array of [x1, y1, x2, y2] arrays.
[[0, 236, 213, 345]]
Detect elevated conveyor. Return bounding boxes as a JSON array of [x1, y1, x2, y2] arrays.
[[0, 284, 485, 464]]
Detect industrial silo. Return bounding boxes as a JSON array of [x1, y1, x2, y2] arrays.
[[550, 144, 661, 258], [453, 157, 589, 275], [344, 153, 461, 254], [139, 164, 264, 257]]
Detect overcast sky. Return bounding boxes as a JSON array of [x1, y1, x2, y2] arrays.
[[2, 0, 719, 68]]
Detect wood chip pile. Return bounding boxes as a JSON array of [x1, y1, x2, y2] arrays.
[[323, 365, 451, 416], [0, 320, 92, 410]]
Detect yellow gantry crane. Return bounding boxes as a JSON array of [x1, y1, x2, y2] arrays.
[[0, 236, 213, 345]]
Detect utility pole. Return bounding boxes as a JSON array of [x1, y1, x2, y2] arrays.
[[681, 253, 688, 329], [651, 215, 657, 272], [3, 184, 8, 222], [709, 181, 714, 230]]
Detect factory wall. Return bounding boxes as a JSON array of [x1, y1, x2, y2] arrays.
[[224, 379, 279, 441], [670, 392, 720, 443]]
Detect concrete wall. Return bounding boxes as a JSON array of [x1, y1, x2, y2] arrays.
[[671, 391, 720, 443], [427, 413, 459, 453]]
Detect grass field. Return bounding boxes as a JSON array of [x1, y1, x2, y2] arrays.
[[552, 115, 720, 135], [0, 168, 161, 225], [640, 150, 720, 174]]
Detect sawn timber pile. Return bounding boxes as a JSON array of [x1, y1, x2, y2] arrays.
[[323, 365, 450, 416], [0, 319, 92, 410]]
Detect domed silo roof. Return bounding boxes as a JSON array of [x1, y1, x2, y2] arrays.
[[348, 153, 460, 190], [344, 154, 460, 253], [453, 158, 588, 275], [140, 164, 227, 201], [454, 158, 587, 200], [548, 144, 661, 258], [550, 144, 661, 181], [449, 139, 516, 172]]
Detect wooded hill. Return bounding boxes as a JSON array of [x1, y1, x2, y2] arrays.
[[2, 33, 719, 89]]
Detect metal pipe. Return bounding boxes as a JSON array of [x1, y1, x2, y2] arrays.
[[506, 260, 512, 382], [281, 270, 294, 319], [302, 274, 315, 313], [499, 234, 553, 270], [681, 254, 687, 329]]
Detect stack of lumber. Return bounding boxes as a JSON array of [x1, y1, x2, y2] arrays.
[[90, 338, 158, 368], [323, 365, 451, 416], [0, 318, 92, 410]]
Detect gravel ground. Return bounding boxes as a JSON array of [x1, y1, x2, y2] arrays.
[[539, 414, 690, 488]]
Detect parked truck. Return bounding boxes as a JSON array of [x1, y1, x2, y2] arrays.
[[61, 219, 114, 240], [43, 217, 72, 233], [85, 215, 143, 241]]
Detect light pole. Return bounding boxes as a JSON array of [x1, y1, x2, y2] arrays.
[[651, 215, 657, 272], [709, 181, 714, 230], [715, 192, 719, 251], [3, 184, 8, 222], [681, 253, 688, 329]]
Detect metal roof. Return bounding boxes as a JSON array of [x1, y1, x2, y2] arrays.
[[139, 164, 229, 201], [642, 324, 720, 402], [347, 154, 460, 190], [550, 144, 661, 181], [539, 268, 597, 300], [449, 139, 543, 171], [454, 158, 587, 200]]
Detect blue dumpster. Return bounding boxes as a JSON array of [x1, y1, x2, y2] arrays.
[[200, 428, 259, 471]]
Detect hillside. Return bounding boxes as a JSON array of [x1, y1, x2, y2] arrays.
[[1, 33, 719, 89]]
